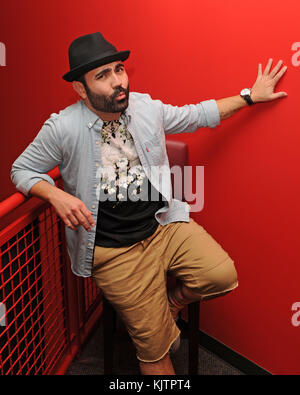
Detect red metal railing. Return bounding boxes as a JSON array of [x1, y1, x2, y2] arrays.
[[0, 167, 102, 375]]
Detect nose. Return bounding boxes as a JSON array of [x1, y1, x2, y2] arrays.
[[111, 71, 122, 88]]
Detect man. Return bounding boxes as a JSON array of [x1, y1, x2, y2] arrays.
[[11, 32, 287, 375]]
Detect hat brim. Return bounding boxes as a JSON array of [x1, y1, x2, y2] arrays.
[[62, 50, 130, 82]]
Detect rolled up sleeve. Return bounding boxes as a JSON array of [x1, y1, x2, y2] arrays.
[[10, 118, 62, 197], [199, 99, 220, 129], [161, 98, 220, 135]]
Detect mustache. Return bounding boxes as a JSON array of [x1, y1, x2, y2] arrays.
[[111, 86, 129, 100]]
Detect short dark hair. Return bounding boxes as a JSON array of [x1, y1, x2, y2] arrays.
[[76, 74, 87, 89]]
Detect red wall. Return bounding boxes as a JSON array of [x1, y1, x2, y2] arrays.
[[1, 0, 300, 374]]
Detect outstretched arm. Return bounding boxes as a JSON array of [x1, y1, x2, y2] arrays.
[[216, 58, 288, 120]]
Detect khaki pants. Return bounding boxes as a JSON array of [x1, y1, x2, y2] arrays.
[[92, 218, 238, 362]]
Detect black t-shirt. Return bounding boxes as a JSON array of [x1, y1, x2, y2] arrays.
[[95, 178, 165, 247], [94, 116, 166, 247]]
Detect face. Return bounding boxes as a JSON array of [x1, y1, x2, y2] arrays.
[[77, 61, 129, 114]]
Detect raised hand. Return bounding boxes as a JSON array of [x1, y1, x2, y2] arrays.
[[251, 58, 288, 103]]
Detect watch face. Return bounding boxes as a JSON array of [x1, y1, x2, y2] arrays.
[[241, 88, 251, 96]]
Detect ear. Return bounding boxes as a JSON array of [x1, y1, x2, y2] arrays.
[[72, 80, 87, 99]]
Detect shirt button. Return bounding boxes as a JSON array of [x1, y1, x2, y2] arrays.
[[95, 141, 99, 145], [88, 122, 92, 128], [88, 242, 92, 247], [92, 205, 96, 209], [94, 184, 98, 188]]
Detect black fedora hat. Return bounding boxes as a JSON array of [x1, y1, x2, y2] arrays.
[[62, 32, 130, 82]]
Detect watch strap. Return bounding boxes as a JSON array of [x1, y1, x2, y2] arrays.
[[243, 94, 254, 106], [240, 89, 255, 106]]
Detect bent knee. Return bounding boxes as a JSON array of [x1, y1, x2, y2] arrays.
[[213, 257, 238, 290], [192, 257, 238, 298]]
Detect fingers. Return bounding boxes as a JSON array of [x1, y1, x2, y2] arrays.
[[65, 213, 80, 231], [65, 206, 96, 231], [269, 59, 283, 78], [52, 191, 96, 232], [79, 206, 96, 230], [263, 58, 273, 76], [262, 58, 288, 81], [270, 91, 288, 100], [258, 63, 263, 77], [273, 64, 288, 83]]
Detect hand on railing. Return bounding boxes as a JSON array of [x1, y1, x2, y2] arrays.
[[29, 180, 95, 232], [49, 188, 96, 232]]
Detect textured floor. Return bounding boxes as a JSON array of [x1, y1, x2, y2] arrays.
[[66, 318, 244, 375]]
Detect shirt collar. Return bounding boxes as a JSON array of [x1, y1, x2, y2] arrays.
[[81, 99, 132, 130]]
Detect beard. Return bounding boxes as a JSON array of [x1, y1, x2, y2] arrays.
[[85, 83, 130, 113]]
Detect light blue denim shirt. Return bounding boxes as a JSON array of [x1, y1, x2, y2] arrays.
[[11, 92, 220, 277]]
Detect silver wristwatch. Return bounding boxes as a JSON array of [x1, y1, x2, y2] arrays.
[[240, 88, 254, 105]]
